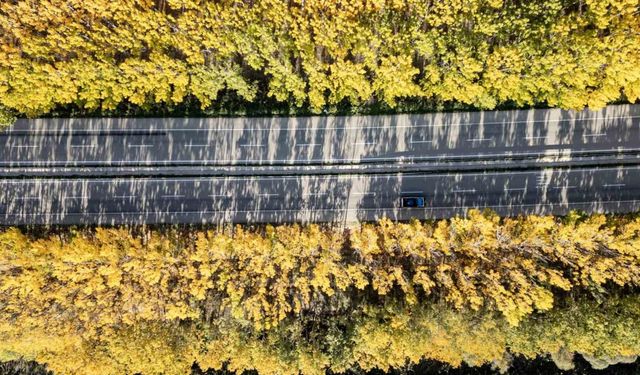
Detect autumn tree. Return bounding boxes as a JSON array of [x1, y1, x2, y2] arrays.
[[0, 0, 638, 116], [3, 296, 640, 374], [1, 210, 640, 333]]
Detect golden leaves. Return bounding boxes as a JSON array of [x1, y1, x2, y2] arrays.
[[1, 0, 639, 116], [1, 210, 639, 339], [2, 270, 640, 374]]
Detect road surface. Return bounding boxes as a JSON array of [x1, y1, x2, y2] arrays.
[[1, 105, 638, 168], [1, 104, 639, 225], [2, 166, 639, 225]]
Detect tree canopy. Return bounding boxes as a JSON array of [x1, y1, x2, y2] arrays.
[[1, 0, 639, 116], [1, 211, 640, 373]]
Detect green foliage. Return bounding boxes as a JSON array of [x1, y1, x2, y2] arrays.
[[0, 360, 52, 375], [0, 105, 15, 129], [0, 0, 639, 117]]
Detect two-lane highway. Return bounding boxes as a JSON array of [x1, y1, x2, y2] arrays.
[[1, 166, 639, 224], [2, 104, 639, 168], [1, 104, 639, 225]]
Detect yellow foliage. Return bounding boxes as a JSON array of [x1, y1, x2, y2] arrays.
[[1, 0, 638, 115], [1, 210, 640, 342]]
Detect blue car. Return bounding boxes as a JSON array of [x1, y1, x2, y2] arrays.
[[401, 197, 425, 208]]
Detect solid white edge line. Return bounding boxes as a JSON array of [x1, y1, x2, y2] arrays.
[[0, 165, 636, 183], [8, 146, 640, 165], [10, 200, 640, 217], [11, 114, 640, 133]]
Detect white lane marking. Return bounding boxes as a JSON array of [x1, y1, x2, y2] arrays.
[[409, 139, 435, 144], [259, 193, 279, 197], [13, 197, 40, 200], [353, 192, 375, 196], [114, 195, 138, 198], [209, 194, 231, 197], [15, 114, 640, 133], [11, 145, 38, 148], [295, 143, 321, 147], [505, 188, 527, 191], [1, 165, 637, 185], [17, 200, 640, 217], [70, 144, 97, 148], [6, 147, 640, 166], [128, 144, 153, 148], [239, 144, 265, 148], [302, 192, 331, 196], [453, 189, 476, 193], [401, 191, 424, 194], [546, 186, 577, 189], [186, 144, 209, 147], [466, 138, 492, 142], [603, 183, 626, 187], [161, 194, 185, 198], [64, 196, 88, 199], [353, 142, 376, 146], [525, 136, 547, 140]]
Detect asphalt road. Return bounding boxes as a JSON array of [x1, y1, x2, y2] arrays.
[[2, 166, 639, 225], [1, 104, 639, 168], [1, 104, 639, 225]]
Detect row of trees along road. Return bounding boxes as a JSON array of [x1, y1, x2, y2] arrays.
[[0, 0, 639, 117], [1, 211, 640, 374]]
